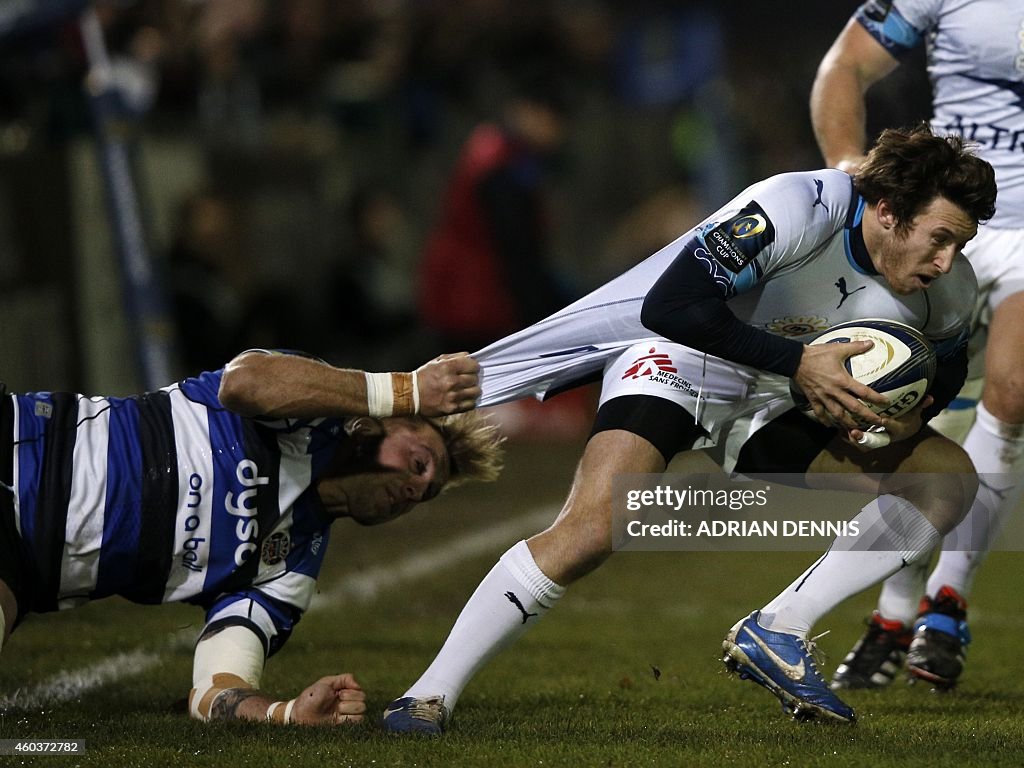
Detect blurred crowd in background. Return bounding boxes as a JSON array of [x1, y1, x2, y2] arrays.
[[0, 1, 931, 409]]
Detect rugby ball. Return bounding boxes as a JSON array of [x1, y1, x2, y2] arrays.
[[790, 318, 936, 427]]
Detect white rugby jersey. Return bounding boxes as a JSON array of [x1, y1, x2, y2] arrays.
[[857, 0, 1024, 227], [475, 169, 975, 413], [7, 364, 344, 654]]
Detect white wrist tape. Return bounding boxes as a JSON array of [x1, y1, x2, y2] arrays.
[[365, 371, 420, 416], [857, 428, 892, 451], [266, 699, 295, 724], [365, 372, 394, 417]]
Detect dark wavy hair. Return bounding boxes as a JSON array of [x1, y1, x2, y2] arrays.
[[854, 123, 997, 233]]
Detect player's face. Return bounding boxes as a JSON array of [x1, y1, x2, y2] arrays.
[[334, 420, 451, 526], [874, 196, 977, 295]]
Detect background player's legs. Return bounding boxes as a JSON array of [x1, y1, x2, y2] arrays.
[[875, 559, 929, 624], [927, 290, 1024, 598], [399, 429, 666, 714], [849, 288, 1024, 690]]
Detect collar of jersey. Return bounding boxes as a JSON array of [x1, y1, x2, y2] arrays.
[[844, 195, 877, 276]]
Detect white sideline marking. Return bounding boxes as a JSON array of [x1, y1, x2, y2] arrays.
[[0, 505, 558, 711], [0, 629, 194, 711]]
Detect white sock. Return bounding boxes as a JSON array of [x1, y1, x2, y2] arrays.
[[876, 558, 929, 625], [403, 540, 565, 711], [927, 402, 1024, 598], [759, 495, 941, 637]]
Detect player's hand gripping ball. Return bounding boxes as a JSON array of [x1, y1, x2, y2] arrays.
[[791, 318, 937, 428]]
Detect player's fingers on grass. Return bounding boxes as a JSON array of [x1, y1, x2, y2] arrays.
[[335, 698, 367, 716], [336, 687, 366, 702], [333, 712, 365, 725], [327, 672, 363, 691]]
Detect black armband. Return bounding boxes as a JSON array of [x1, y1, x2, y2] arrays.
[[640, 245, 803, 377]]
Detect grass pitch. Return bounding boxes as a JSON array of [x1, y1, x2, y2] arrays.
[[1, 441, 1022, 767]]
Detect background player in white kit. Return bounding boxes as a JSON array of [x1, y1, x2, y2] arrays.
[[381, 125, 997, 728], [811, 0, 1024, 690]]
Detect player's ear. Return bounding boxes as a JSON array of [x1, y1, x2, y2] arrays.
[[875, 199, 897, 230], [345, 416, 386, 461], [345, 416, 385, 440]]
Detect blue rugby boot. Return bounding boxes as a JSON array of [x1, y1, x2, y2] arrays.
[[907, 586, 970, 690], [722, 611, 856, 723], [382, 695, 450, 735]]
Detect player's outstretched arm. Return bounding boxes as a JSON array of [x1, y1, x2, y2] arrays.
[[218, 350, 480, 419]]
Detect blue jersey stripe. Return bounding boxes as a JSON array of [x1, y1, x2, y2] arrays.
[[13, 396, 43, 558], [96, 396, 142, 599]]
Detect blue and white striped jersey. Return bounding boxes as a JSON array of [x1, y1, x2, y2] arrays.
[[857, 0, 1024, 228], [6, 362, 345, 655]]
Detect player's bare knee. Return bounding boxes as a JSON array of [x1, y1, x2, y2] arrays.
[[530, 507, 612, 584], [981, 375, 1024, 424], [886, 438, 977, 533]]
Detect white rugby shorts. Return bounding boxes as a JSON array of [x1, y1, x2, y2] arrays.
[[598, 340, 793, 445], [966, 225, 1024, 314]]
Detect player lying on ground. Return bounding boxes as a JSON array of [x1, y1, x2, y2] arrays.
[[380, 124, 996, 730], [0, 350, 503, 726], [811, 0, 1024, 692]]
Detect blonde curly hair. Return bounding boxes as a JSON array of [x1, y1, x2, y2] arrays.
[[427, 410, 505, 489]]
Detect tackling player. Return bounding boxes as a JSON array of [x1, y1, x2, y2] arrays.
[[0, 350, 502, 726], [811, 0, 1024, 691], [381, 124, 996, 730]]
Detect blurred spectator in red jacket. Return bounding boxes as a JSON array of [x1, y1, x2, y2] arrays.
[[417, 72, 573, 353]]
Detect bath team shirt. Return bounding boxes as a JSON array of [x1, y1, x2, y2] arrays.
[[7, 354, 343, 654]]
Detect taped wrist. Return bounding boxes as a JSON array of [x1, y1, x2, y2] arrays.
[[265, 698, 297, 724], [190, 672, 251, 722], [365, 372, 420, 416]]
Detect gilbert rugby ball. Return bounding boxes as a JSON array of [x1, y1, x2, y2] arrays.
[[791, 318, 936, 427]]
